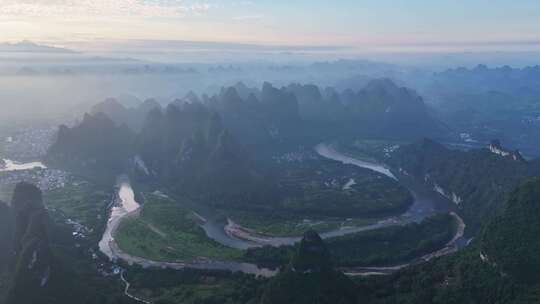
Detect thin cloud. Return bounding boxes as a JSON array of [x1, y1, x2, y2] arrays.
[[0, 0, 212, 19]]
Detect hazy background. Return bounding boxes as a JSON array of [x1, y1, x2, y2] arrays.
[[2, 0, 540, 141]]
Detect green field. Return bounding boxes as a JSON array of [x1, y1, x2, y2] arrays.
[[244, 214, 457, 268], [116, 193, 242, 262], [44, 180, 111, 239], [126, 268, 264, 304], [219, 157, 411, 237], [230, 212, 379, 237]]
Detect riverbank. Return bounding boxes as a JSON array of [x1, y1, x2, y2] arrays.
[[341, 211, 465, 276], [98, 143, 466, 279], [219, 143, 457, 247], [98, 176, 277, 277]]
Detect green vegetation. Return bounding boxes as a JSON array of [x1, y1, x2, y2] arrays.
[[357, 246, 522, 304], [354, 178, 540, 304], [126, 268, 264, 304], [211, 157, 409, 237], [116, 193, 241, 261], [206, 159, 412, 229], [329, 214, 455, 267], [44, 180, 110, 236], [244, 214, 456, 268], [387, 138, 535, 233], [231, 212, 378, 237], [481, 177, 540, 284], [268, 159, 413, 218], [45, 223, 134, 304], [260, 230, 359, 304]]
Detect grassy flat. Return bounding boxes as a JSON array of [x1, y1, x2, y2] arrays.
[[44, 180, 110, 241], [230, 212, 380, 237], [116, 193, 241, 262]]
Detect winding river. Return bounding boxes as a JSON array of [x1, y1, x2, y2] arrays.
[[201, 143, 456, 248], [99, 143, 463, 277], [98, 175, 277, 277]]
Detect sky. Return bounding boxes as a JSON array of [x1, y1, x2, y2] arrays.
[[2, 0, 540, 53]]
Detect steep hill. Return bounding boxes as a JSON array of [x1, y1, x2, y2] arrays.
[[206, 82, 305, 154], [46, 113, 135, 181], [260, 230, 359, 304], [7, 183, 53, 304], [135, 102, 255, 198], [0, 201, 13, 271], [365, 178, 540, 303], [480, 178, 540, 284]]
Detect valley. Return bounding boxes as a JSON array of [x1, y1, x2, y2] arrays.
[[89, 141, 463, 282], [1, 55, 540, 304]]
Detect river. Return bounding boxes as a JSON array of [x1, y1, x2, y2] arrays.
[[0, 159, 47, 172], [98, 143, 462, 278], [98, 175, 277, 277], [201, 143, 455, 248], [98, 175, 140, 260]]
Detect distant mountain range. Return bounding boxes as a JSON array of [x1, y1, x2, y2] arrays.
[[421, 64, 540, 156], [430, 64, 540, 96], [86, 78, 444, 157], [0, 41, 77, 54], [47, 78, 448, 196], [288, 78, 446, 139]]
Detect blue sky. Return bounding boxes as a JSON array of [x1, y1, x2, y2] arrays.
[[2, 0, 540, 52]]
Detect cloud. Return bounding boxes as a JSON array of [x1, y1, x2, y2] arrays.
[[0, 0, 212, 19]]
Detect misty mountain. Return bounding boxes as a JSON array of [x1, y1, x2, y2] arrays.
[[46, 113, 135, 181], [430, 64, 540, 96], [135, 102, 255, 197], [90, 97, 161, 131], [286, 83, 346, 122], [205, 82, 304, 153], [287, 78, 446, 139], [422, 64, 540, 156], [205, 79, 443, 154]]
